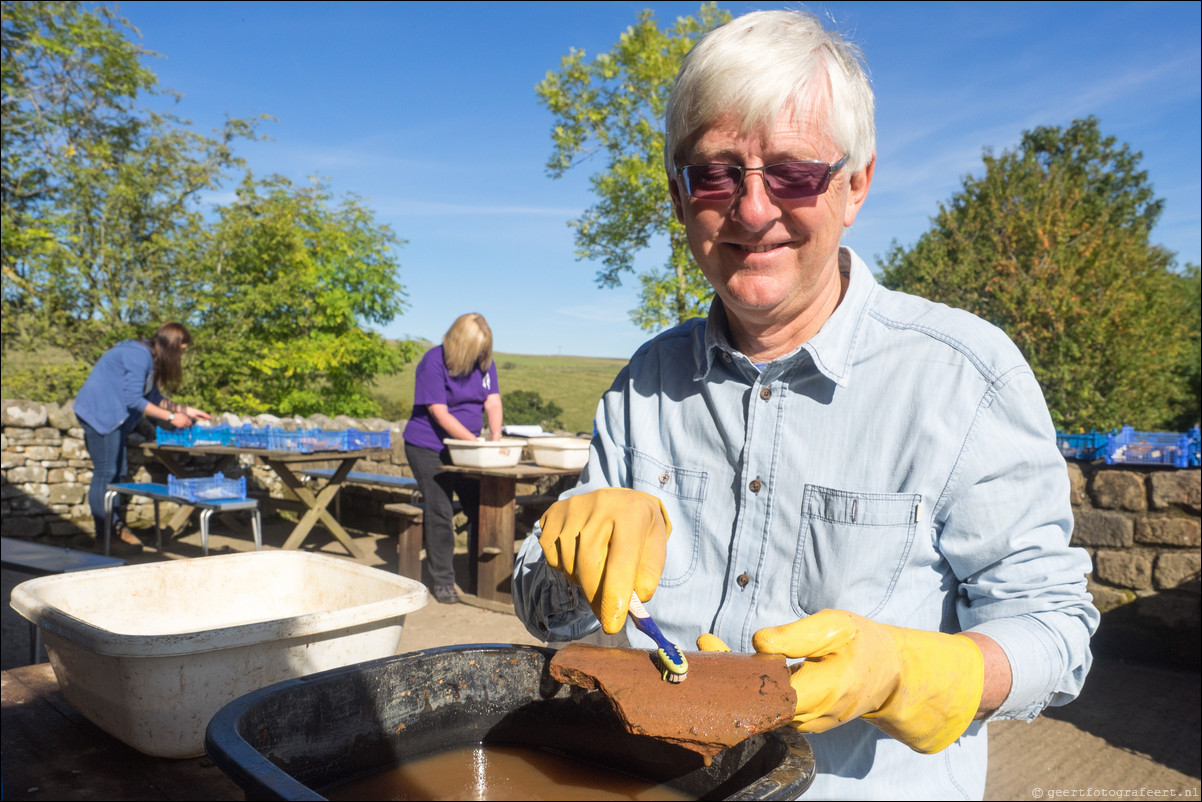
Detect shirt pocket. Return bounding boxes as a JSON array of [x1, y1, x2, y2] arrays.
[[790, 485, 920, 619], [630, 449, 707, 587]]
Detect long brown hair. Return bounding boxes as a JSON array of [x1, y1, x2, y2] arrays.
[[150, 322, 192, 392]]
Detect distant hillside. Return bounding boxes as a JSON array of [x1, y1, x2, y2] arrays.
[[372, 348, 628, 434]]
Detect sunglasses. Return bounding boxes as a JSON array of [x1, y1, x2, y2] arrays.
[[676, 155, 848, 201]]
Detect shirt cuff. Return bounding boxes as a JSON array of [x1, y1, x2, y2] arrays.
[[968, 613, 1092, 722]]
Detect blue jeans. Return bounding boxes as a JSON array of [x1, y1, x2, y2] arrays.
[[81, 418, 130, 533]]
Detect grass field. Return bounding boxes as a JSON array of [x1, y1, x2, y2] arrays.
[[371, 348, 629, 435], [2, 343, 629, 435]]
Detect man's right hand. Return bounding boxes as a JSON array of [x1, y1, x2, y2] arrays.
[[538, 487, 671, 634]]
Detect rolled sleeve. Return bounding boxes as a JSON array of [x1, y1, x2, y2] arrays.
[[939, 367, 1099, 720], [513, 534, 600, 643]]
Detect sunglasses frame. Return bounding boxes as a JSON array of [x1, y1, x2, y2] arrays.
[[675, 155, 848, 201]]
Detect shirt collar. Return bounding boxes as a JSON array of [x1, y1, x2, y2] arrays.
[[695, 247, 877, 387]]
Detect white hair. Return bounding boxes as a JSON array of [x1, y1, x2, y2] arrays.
[[664, 9, 875, 173]]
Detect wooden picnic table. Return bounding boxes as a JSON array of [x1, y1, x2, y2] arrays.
[[0, 663, 242, 801], [143, 444, 389, 560], [440, 461, 582, 607]]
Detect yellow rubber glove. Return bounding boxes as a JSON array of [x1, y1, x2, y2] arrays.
[[700, 609, 985, 754], [538, 488, 671, 634]]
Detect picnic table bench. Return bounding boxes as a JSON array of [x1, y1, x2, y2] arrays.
[[104, 483, 262, 557], [296, 468, 420, 520]]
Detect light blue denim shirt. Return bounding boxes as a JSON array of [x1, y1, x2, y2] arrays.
[[514, 247, 1098, 800]]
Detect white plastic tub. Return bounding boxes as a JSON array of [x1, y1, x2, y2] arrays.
[[529, 436, 591, 470], [443, 437, 526, 468], [9, 551, 428, 758]]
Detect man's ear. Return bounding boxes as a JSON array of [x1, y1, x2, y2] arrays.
[[843, 154, 875, 228]]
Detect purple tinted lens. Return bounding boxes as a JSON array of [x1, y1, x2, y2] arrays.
[[683, 164, 742, 198], [682, 162, 833, 199], [764, 162, 831, 198]]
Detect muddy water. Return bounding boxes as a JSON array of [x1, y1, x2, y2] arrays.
[[322, 744, 692, 801]]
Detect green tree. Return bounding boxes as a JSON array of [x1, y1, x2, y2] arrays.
[[189, 174, 415, 417], [880, 117, 1197, 431], [2, 2, 416, 415], [538, 2, 728, 331], [2, 1, 255, 364], [502, 389, 563, 430]]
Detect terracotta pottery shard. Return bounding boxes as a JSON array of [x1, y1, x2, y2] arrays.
[[549, 642, 796, 758]]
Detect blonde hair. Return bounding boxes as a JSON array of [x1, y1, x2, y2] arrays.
[[441, 313, 493, 377], [665, 9, 875, 174]]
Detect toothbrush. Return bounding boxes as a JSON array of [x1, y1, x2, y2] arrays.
[[628, 591, 689, 683]]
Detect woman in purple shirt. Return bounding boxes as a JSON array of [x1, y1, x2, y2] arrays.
[[402, 314, 503, 603], [74, 322, 211, 554]]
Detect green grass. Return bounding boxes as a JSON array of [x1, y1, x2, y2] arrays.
[[371, 347, 629, 435], [2, 341, 629, 434]]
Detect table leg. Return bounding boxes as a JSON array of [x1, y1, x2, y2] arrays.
[[476, 476, 516, 604], [271, 460, 366, 559]]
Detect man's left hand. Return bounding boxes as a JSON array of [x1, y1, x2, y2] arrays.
[[700, 609, 984, 754]]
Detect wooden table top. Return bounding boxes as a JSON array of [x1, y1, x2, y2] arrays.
[[1, 663, 243, 800], [439, 461, 583, 480]]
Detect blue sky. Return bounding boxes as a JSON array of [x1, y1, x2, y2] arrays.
[[114, 1, 1201, 359]]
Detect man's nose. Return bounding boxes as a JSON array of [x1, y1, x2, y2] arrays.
[[730, 170, 781, 229]]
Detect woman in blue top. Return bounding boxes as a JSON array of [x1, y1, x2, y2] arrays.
[[74, 322, 211, 554], [402, 313, 503, 603]]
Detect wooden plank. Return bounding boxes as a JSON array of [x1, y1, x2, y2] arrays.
[[0, 664, 243, 801]]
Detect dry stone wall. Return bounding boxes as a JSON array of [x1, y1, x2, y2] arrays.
[[4, 398, 1199, 665]]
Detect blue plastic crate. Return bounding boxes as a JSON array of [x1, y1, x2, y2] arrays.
[[156, 424, 233, 447], [1056, 431, 1108, 460], [346, 428, 391, 450], [1104, 426, 1192, 468], [265, 428, 349, 453], [1189, 426, 1201, 468], [167, 472, 247, 502], [230, 425, 272, 450]]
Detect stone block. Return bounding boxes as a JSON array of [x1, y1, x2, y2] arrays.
[[1094, 548, 1154, 589], [1086, 580, 1134, 614], [1135, 516, 1201, 547], [47, 518, 90, 536], [47, 467, 80, 484], [1149, 470, 1201, 515], [1, 399, 47, 428], [1071, 508, 1134, 547], [23, 446, 58, 461], [1155, 552, 1201, 592], [47, 483, 87, 505], [6, 465, 47, 483], [32, 426, 62, 444], [1065, 462, 1086, 506], [1090, 469, 1147, 511], [47, 400, 78, 431], [1, 515, 44, 537]]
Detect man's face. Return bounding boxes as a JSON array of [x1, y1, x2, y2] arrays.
[[670, 110, 873, 336]]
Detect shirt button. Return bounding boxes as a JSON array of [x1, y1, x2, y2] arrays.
[[721, 351, 733, 362], [737, 572, 750, 588], [749, 478, 762, 493], [658, 471, 670, 485], [760, 386, 772, 401]]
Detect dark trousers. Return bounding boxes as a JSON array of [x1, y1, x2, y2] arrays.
[[81, 418, 130, 534], [404, 442, 480, 588]]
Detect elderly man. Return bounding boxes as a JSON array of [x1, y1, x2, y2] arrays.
[[514, 9, 1097, 799]]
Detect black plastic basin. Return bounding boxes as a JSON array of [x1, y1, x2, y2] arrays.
[[205, 644, 814, 800]]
